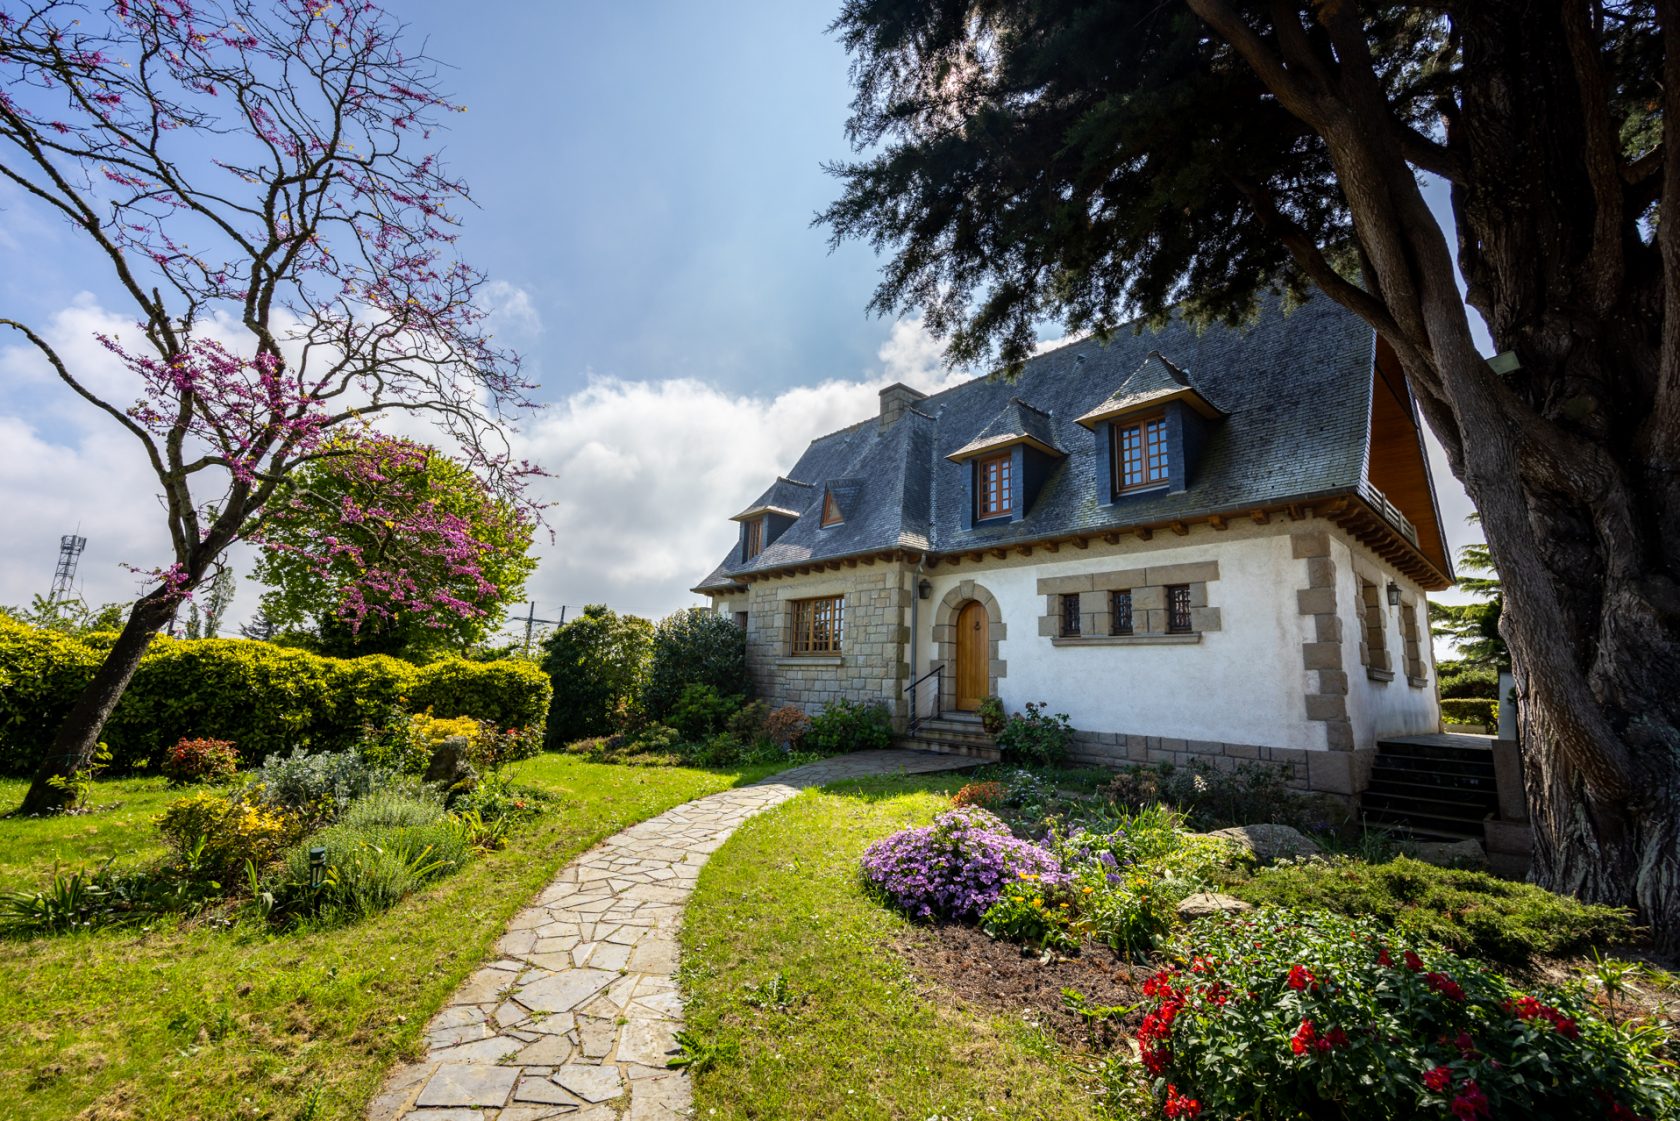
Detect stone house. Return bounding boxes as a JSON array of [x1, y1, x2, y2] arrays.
[[693, 294, 1453, 800]]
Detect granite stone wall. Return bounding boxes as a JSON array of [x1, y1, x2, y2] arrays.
[[741, 564, 914, 725]]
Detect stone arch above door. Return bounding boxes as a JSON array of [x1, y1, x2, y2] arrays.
[[932, 581, 1007, 709]]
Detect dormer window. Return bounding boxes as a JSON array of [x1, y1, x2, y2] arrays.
[[977, 452, 1013, 520], [821, 490, 844, 527], [744, 517, 765, 559], [1114, 413, 1169, 493]]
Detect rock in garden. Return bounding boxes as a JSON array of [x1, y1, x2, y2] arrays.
[[425, 735, 477, 787], [1203, 824, 1321, 862], [1405, 839, 1488, 868], [1176, 892, 1254, 920]]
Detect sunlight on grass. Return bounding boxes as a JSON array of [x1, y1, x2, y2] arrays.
[[681, 772, 1107, 1121], [0, 755, 782, 1121]]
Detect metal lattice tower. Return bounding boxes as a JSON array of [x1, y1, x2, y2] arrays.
[[49, 534, 87, 604]]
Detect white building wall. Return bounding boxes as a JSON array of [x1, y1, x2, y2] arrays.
[[1333, 535, 1441, 746], [915, 521, 1317, 751]]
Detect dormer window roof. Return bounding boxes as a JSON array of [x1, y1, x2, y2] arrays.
[[945, 397, 1066, 463], [1074, 352, 1223, 429], [819, 477, 863, 528], [731, 475, 813, 522], [821, 490, 843, 526]]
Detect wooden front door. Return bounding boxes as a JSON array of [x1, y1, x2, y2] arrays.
[[954, 600, 988, 711]]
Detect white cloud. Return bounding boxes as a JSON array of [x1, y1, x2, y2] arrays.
[[0, 300, 972, 631], [480, 280, 543, 343]]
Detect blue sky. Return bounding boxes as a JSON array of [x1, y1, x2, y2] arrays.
[[0, 1, 1482, 635]]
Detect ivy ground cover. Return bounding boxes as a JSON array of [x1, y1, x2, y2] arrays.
[[0, 756, 783, 1121]]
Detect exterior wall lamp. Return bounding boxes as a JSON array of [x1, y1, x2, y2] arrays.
[[917, 578, 933, 600], [1387, 581, 1402, 607]]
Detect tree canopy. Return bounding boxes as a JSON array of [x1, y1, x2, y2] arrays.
[[252, 434, 536, 659], [539, 604, 654, 748], [1430, 544, 1507, 669]]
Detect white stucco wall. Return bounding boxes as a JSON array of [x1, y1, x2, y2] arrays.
[[1334, 535, 1441, 745], [914, 522, 1321, 751]]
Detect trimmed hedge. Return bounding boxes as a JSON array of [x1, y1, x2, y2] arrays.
[[0, 617, 550, 775], [1440, 697, 1497, 727]]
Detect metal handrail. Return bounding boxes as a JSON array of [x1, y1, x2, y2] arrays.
[[903, 664, 942, 735]]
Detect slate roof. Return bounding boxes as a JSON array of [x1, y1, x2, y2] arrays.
[[695, 292, 1389, 593], [1075, 351, 1223, 426]]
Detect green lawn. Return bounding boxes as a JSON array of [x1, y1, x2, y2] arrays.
[[0, 755, 784, 1121], [680, 773, 1107, 1121]]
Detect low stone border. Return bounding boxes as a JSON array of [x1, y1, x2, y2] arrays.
[[367, 749, 975, 1121]]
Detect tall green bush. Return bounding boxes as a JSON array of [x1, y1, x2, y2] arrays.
[[0, 617, 550, 775], [642, 608, 748, 720], [539, 604, 653, 747]]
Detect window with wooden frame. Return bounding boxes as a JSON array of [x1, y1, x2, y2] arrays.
[[1166, 584, 1192, 633], [744, 517, 765, 559], [976, 452, 1014, 520], [1060, 593, 1082, 637], [1109, 589, 1134, 636], [790, 595, 844, 655], [1113, 414, 1170, 493], [820, 490, 844, 527]]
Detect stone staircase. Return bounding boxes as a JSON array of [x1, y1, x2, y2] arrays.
[[896, 711, 1002, 761], [1360, 734, 1500, 841]]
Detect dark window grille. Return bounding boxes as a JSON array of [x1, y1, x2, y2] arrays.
[[1167, 584, 1192, 633], [1109, 590, 1133, 635], [1060, 593, 1082, 637]]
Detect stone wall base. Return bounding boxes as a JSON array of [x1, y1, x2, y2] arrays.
[[1065, 730, 1376, 801]]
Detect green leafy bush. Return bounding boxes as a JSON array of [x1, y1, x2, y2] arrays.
[[1134, 909, 1676, 1121], [1230, 856, 1632, 964], [157, 789, 305, 879], [642, 608, 748, 721], [1438, 663, 1499, 699], [539, 604, 653, 747], [670, 683, 743, 740], [726, 700, 770, 744], [995, 702, 1073, 765], [977, 694, 1006, 735], [0, 616, 551, 774], [241, 749, 394, 826], [1441, 698, 1498, 726], [806, 699, 893, 754], [341, 789, 447, 830]]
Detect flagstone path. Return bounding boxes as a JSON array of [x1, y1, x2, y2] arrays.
[[367, 749, 976, 1121]]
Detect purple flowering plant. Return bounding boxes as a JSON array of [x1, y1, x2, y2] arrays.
[[860, 806, 1064, 921]]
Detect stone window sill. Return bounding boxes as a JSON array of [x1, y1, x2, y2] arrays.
[[777, 655, 843, 667], [1050, 633, 1201, 647], [1407, 675, 1429, 689], [1366, 668, 1396, 683]]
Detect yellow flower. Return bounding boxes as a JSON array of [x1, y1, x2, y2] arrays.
[[1082, 886, 1094, 894], [1031, 898, 1043, 908]]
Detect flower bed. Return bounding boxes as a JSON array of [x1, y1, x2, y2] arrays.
[[1134, 909, 1677, 1120], [860, 806, 1062, 920]]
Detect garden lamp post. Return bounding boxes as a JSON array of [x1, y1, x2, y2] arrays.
[[308, 847, 327, 891]]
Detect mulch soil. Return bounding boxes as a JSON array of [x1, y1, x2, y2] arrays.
[[897, 922, 1153, 1051]]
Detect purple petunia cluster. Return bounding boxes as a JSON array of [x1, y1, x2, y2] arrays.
[[859, 806, 1064, 920]]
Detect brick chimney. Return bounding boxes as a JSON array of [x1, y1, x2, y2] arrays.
[[878, 383, 928, 428]]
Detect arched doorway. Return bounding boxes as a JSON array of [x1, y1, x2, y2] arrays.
[[954, 600, 988, 711]]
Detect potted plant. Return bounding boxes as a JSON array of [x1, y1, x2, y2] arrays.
[[978, 694, 1006, 736]]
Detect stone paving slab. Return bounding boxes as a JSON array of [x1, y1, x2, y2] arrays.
[[368, 749, 975, 1121]]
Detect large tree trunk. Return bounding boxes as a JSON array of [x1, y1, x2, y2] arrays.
[[16, 591, 179, 815]]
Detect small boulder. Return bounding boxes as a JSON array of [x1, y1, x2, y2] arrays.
[[1203, 824, 1322, 863], [1177, 892, 1254, 921], [1405, 839, 1488, 869], [425, 734, 476, 787]]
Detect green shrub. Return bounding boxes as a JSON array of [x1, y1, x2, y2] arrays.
[[1134, 909, 1676, 1121], [995, 701, 1073, 765], [806, 699, 893, 754], [1441, 698, 1498, 726], [0, 616, 550, 774], [1438, 664, 1499, 699], [341, 789, 447, 830], [670, 683, 743, 740], [726, 700, 770, 744], [642, 608, 748, 720], [157, 789, 305, 879], [1230, 856, 1632, 964], [241, 749, 394, 826], [281, 816, 469, 923], [538, 604, 653, 747]]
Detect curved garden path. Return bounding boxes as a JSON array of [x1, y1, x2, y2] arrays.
[[367, 749, 974, 1121]]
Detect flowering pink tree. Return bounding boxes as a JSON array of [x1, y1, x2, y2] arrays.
[[0, 0, 537, 813]]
